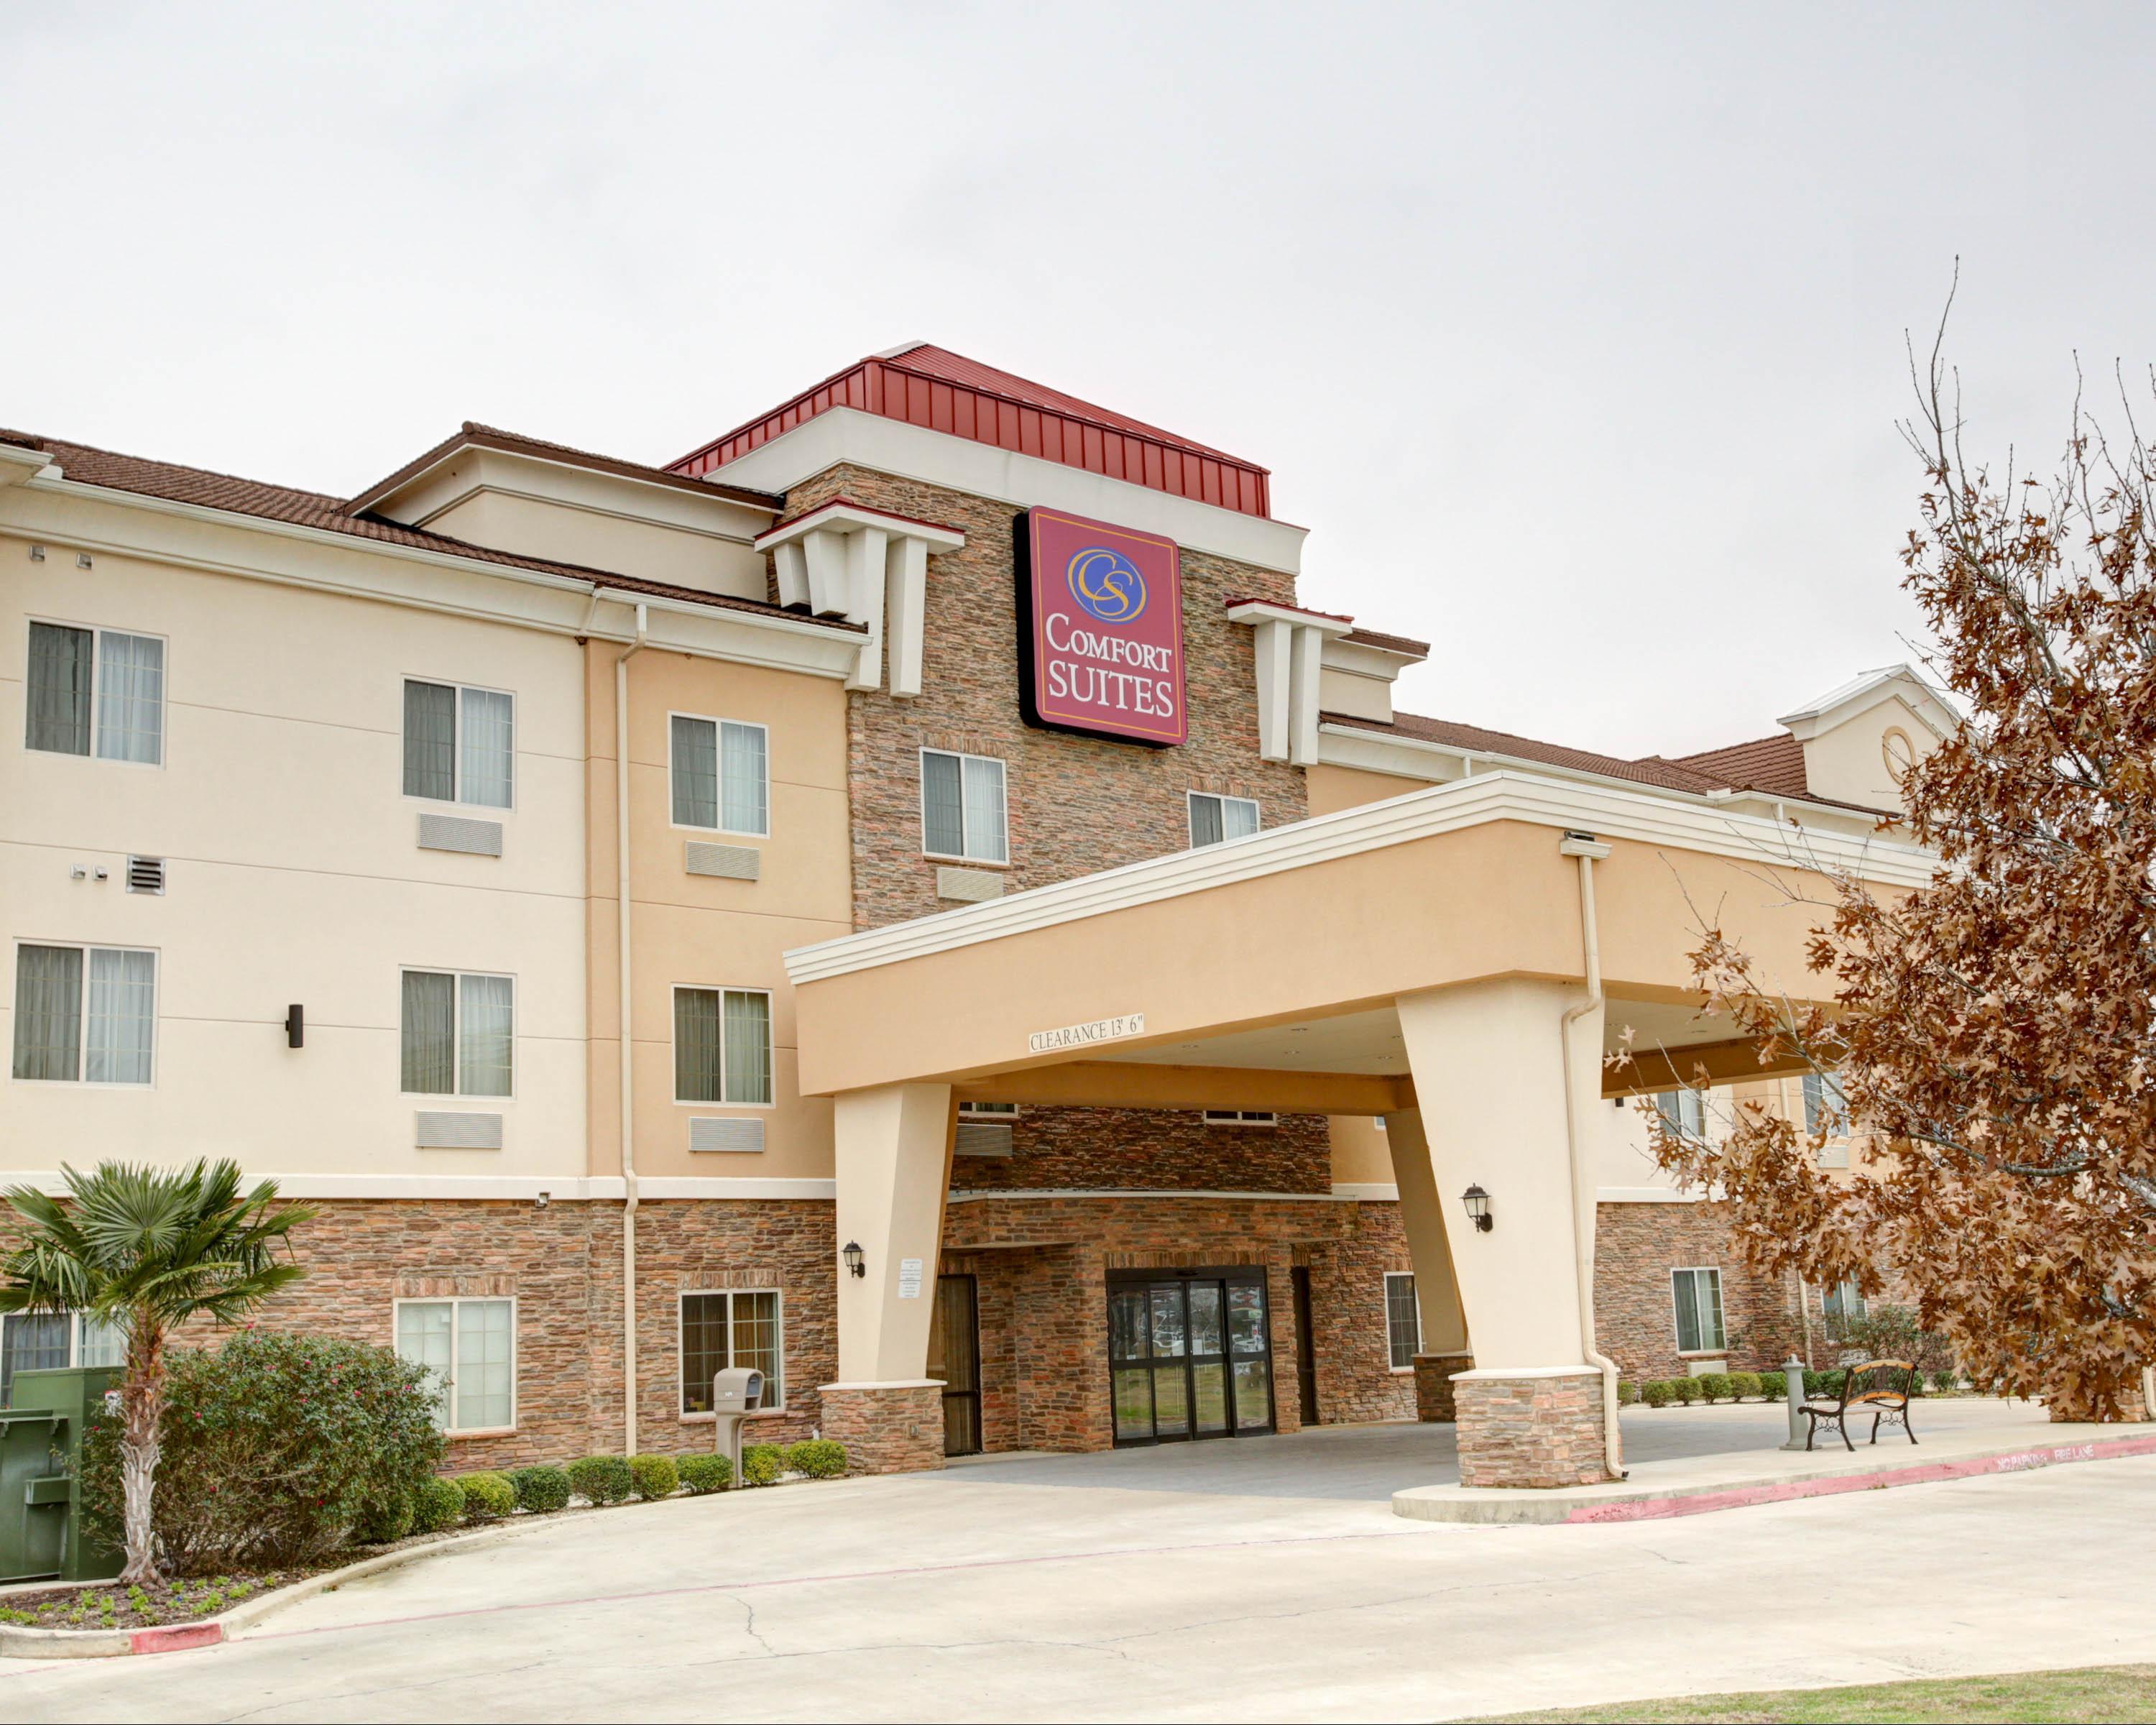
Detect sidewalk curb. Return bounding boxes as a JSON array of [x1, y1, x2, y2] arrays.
[[1392, 1430, 2156, 1524], [0, 1519, 536, 1661]]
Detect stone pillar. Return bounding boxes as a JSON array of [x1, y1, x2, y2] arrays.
[[1396, 979, 1611, 1486], [824, 1081, 956, 1473], [1412, 1352, 1474, 1422]]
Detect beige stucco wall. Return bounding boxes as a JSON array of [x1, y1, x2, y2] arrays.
[[1307, 760, 1432, 818], [583, 645, 852, 1182], [1, 535, 590, 1180], [1797, 693, 1934, 812]]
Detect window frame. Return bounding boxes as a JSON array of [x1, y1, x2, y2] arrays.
[[670, 983, 775, 1109], [392, 1294, 517, 1436], [1202, 1110, 1279, 1128], [9, 939, 160, 1088], [676, 1287, 786, 1418], [1653, 1087, 1706, 1138], [918, 747, 1009, 866], [1383, 1271, 1422, 1374], [1802, 1070, 1849, 1137], [397, 965, 517, 1100], [1823, 1278, 1869, 1328], [666, 710, 772, 839], [1, 1310, 128, 1404], [24, 617, 169, 770], [1186, 790, 1261, 850], [959, 1100, 1020, 1121], [1670, 1266, 1728, 1355], [400, 676, 517, 812]]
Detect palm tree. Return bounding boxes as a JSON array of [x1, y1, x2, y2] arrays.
[[0, 1161, 315, 1583]]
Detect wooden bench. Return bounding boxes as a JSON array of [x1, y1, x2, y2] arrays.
[[1800, 1358, 1919, 1452]]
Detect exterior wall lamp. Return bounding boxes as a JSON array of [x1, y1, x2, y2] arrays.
[[842, 1240, 866, 1279], [1461, 1184, 1494, 1233]]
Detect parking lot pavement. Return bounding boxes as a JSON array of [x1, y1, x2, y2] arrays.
[[4, 1425, 2152, 1723]]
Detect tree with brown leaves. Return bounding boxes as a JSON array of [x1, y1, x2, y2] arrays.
[[1639, 317, 2156, 1421]]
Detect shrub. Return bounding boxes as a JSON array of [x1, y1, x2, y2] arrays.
[[1697, 1373, 1734, 1404], [678, 1453, 733, 1494], [1758, 1371, 1786, 1402], [1729, 1372, 1762, 1401], [1803, 1368, 1845, 1402], [629, 1454, 680, 1501], [1639, 1380, 1672, 1408], [1931, 1368, 1961, 1394], [410, 1476, 465, 1536], [355, 1493, 415, 1544], [1670, 1376, 1701, 1404], [1616, 1380, 1638, 1406], [784, 1440, 847, 1479], [77, 1329, 446, 1576], [568, 1455, 634, 1507], [510, 1465, 571, 1514], [740, 1443, 785, 1486], [456, 1472, 515, 1522]]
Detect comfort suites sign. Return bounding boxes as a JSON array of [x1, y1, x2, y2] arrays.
[[1015, 507, 1187, 747]]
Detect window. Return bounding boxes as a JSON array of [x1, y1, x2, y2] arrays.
[[673, 987, 772, 1105], [1672, 1268, 1727, 1353], [1384, 1272, 1421, 1371], [1802, 1071, 1848, 1136], [1203, 1110, 1278, 1127], [0, 1311, 126, 1407], [400, 970, 513, 1097], [679, 1289, 782, 1414], [920, 749, 1006, 863], [1653, 1087, 1705, 1137], [11, 943, 156, 1085], [26, 622, 165, 765], [402, 679, 513, 809], [395, 1298, 515, 1432], [1823, 1278, 1868, 1328], [670, 715, 769, 836], [1188, 792, 1260, 849], [960, 1100, 1019, 1120]]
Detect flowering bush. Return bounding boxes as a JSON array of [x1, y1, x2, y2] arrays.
[[78, 1330, 445, 1576]]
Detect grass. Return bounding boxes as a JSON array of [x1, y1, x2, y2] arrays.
[[1473, 1664, 2156, 1723]]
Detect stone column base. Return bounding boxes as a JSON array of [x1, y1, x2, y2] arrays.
[[1413, 1353, 1475, 1422], [1454, 1367, 1608, 1488], [818, 1381, 946, 1475]]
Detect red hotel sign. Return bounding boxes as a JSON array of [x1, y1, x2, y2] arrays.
[[1015, 507, 1187, 747]]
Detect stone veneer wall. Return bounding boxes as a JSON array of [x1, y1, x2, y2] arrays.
[[949, 1110, 1332, 1195], [778, 461, 1312, 1196], [1595, 1198, 1805, 1381], [1453, 1371, 1607, 1488]]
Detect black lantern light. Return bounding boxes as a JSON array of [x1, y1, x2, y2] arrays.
[[842, 1240, 866, 1279], [1460, 1184, 1493, 1233]]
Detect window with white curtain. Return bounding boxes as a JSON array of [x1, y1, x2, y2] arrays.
[[402, 679, 513, 809], [11, 944, 155, 1085], [395, 1298, 515, 1432], [400, 970, 513, 1097], [1384, 1272, 1422, 1371], [0, 1311, 127, 1406], [1672, 1267, 1727, 1353], [679, 1289, 783, 1414], [920, 749, 1006, 863], [673, 986, 773, 1105], [1187, 791, 1260, 849], [25, 622, 165, 765], [1802, 1070, 1849, 1136], [1654, 1087, 1707, 1138], [669, 714, 769, 836]]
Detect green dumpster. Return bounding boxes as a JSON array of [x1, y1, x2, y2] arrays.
[[2, 1366, 122, 1583]]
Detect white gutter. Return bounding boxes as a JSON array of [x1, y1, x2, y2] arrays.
[[616, 603, 648, 1455], [1557, 830, 1625, 1481]]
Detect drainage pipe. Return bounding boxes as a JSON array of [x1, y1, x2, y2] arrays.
[[1558, 831, 1625, 1480], [616, 604, 648, 1455]]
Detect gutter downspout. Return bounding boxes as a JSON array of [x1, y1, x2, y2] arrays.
[[1558, 830, 1625, 1480], [616, 603, 648, 1455]]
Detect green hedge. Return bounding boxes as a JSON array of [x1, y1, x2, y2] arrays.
[[784, 1440, 847, 1479], [629, 1454, 680, 1501], [411, 1476, 466, 1536], [1697, 1372, 1733, 1403], [740, 1443, 785, 1487], [568, 1455, 634, 1506], [1728, 1371, 1762, 1401], [1640, 1380, 1673, 1407], [678, 1454, 732, 1494], [510, 1465, 571, 1514], [456, 1472, 516, 1521]]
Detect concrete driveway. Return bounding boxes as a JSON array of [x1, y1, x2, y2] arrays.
[[6, 1409, 2155, 1723]]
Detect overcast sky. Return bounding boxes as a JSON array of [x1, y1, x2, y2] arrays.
[[5, 3, 2150, 755]]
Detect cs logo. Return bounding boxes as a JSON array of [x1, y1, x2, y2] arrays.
[[1067, 546, 1148, 625]]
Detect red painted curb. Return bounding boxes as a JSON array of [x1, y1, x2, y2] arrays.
[[128, 1622, 224, 1655], [1564, 1432, 2156, 1523]]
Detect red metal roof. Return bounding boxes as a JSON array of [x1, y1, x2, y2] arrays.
[[668, 343, 1273, 518]]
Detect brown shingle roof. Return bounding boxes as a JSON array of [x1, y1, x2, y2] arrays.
[[1340, 625, 1430, 657], [1669, 732, 1811, 798], [1327, 709, 1731, 794], [0, 428, 856, 632], [349, 422, 783, 515]]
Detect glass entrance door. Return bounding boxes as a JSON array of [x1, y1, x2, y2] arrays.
[[1107, 1269, 1275, 1445]]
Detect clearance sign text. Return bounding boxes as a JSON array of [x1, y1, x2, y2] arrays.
[[1015, 508, 1187, 747]]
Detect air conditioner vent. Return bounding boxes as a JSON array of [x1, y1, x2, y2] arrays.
[[936, 866, 1004, 903], [688, 1116, 765, 1153], [954, 1121, 1015, 1158], [418, 814, 503, 857], [415, 1111, 504, 1150], [684, 841, 760, 881], [125, 855, 166, 895]]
